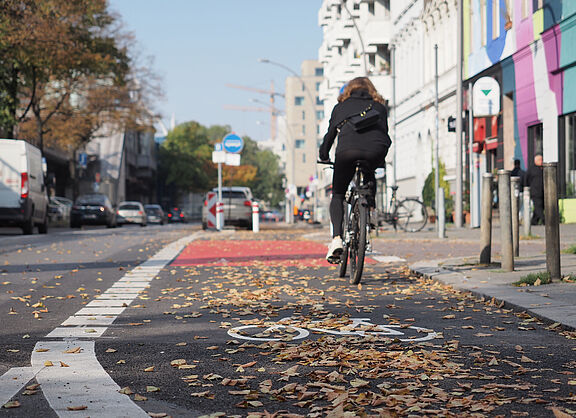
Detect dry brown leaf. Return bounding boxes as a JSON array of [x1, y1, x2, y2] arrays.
[[66, 405, 87, 411]]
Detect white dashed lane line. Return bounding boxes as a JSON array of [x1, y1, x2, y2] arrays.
[[0, 232, 201, 415]]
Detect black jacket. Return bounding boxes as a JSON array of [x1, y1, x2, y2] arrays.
[[525, 165, 543, 198], [319, 89, 392, 161]]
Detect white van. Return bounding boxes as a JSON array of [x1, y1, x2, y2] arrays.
[[0, 139, 49, 234]]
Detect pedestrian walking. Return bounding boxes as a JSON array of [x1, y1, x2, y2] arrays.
[[525, 154, 544, 225], [510, 159, 526, 186], [318, 77, 391, 263]]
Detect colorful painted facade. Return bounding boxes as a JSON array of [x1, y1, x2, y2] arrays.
[[464, 0, 576, 220]]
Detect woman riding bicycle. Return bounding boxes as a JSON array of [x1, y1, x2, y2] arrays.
[[319, 77, 391, 264]]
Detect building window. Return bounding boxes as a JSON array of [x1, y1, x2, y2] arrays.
[[481, 0, 487, 46], [527, 123, 543, 162], [315, 82, 321, 91], [316, 97, 324, 106], [302, 153, 306, 163], [295, 139, 305, 148], [521, 0, 530, 19], [316, 110, 324, 120], [492, 0, 500, 39], [561, 113, 576, 197], [295, 96, 304, 106], [368, 2, 374, 14], [302, 111, 305, 120], [301, 125, 306, 135], [315, 67, 323, 77], [533, 0, 543, 11]]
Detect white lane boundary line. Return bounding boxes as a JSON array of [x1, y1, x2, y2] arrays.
[[0, 232, 201, 415]]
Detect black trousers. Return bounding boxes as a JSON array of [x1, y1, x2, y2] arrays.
[[531, 197, 545, 225], [330, 148, 388, 237]]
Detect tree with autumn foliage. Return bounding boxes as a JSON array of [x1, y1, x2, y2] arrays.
[[159, 122, 284, 206], [0, 0, 157, 149]]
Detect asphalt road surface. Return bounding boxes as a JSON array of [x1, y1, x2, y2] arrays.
[[1, 225, 575, 417]]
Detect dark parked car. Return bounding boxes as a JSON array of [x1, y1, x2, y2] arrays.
[[70, 193, 116, 228], [167, 207, 186, 223], [144, 204, 167, 225]]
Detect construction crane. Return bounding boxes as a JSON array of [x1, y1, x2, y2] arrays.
[[225, 81, 284, 139]]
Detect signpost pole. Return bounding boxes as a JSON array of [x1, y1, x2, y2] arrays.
[[217, 162, 223, 231]]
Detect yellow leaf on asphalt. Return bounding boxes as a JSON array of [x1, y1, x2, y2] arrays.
[[118, 387, 134, 395], [551, 407, 573, 418], [206, 346, 219, 350], [6, 349, 19, 353], [105, 348, 117, 353], [474, 333, 493, 337], [521, 355, 536, 363], [350, 379, 370, 388], [144, 366, 155, 372], [2, 401, 20, 409], [66, 405, 87, 411], [117, 360, 126, 364], [443, 314, 456, 319], [133, 394, 147, 401], [171, 359, 187, 367], [146, 386, 160, 392]]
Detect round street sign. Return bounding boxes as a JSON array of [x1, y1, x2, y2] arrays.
[[222, 133, 244, 154]]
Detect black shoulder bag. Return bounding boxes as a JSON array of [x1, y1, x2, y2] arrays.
[[337, 103, 380, 132]]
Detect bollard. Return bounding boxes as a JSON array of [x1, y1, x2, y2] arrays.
[[252, 201, 260, 233], [438, 188, 446, 238], [511, 177, 520, 257], [480, 173, 493, 264], [216, 201, 224, 231], [498, 170, 514, 271], [523, 187, 531, 237], [543, 163, 561, 281]]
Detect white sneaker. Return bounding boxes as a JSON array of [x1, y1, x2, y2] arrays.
[[326, 236, 344, 264]]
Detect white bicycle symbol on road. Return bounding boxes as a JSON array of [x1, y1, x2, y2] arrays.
[[227, 317, 438, 342]]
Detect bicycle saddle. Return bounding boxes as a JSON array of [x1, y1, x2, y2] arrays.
[[353, 160, 372, 170]]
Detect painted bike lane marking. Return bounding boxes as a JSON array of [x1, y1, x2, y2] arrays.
[[0, 232, 201, 415], [228, 317, 438, 342]]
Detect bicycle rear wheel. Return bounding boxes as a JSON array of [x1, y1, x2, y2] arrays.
[[339, 201, 349, 277], [349, 199, 368, 285], [394, 198, 428, 232]]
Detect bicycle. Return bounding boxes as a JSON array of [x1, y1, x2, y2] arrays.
[[319, 160, 373, 285], [377, 185, 428, 233]]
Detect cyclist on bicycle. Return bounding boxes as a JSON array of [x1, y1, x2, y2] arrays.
[[319, 77, 391, 263]]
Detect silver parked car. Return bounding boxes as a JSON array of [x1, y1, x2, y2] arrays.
[[144, 204, 167, 225], [116, 201, 147, 227], [202, 187, 253, 229]]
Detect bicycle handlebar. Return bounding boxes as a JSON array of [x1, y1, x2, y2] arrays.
[[317, 160, 334, 166]]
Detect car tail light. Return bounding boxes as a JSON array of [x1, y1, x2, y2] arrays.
[[168, 213, 172, 217], [204, 200, 207, 206], [20, 173, 29, 198], [179, 213, 184, 217], [244, 200, 251, 207], [138, 211, 143, 215]]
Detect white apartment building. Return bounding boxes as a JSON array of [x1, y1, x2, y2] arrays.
[[317, 0, 392, 203], [392, 0, 459, 205]]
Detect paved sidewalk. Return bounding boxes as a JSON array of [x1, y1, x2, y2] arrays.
[[396, 223, 576, 330]]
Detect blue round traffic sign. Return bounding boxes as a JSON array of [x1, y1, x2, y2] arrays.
[[222, 133, 243, 154]]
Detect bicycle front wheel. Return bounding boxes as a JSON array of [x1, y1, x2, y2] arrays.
[[394, 198, 428, 232], [349, 200, 368, 285]]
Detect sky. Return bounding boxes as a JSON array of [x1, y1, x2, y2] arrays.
[[108, 0, 323, 142]]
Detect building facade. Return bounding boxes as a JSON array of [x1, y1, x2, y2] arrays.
[[464, 0, 576, 221], [284, 60, 325, 203], [392, 0, 460, 215], [317, 0, 393, 208]]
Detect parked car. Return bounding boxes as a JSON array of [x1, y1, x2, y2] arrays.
[[70, 193, 116, 228], [0, 139, 49, 234], [260, 210, 283, 222], [202, 187, 253, 229], [48, 196, 73, 222], [116, 201, 147, 227], [167, 207, 186, 223], [144, 204, 166, 225]]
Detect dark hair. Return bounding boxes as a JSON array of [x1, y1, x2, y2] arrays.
[[337, 77, 385, 104]]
